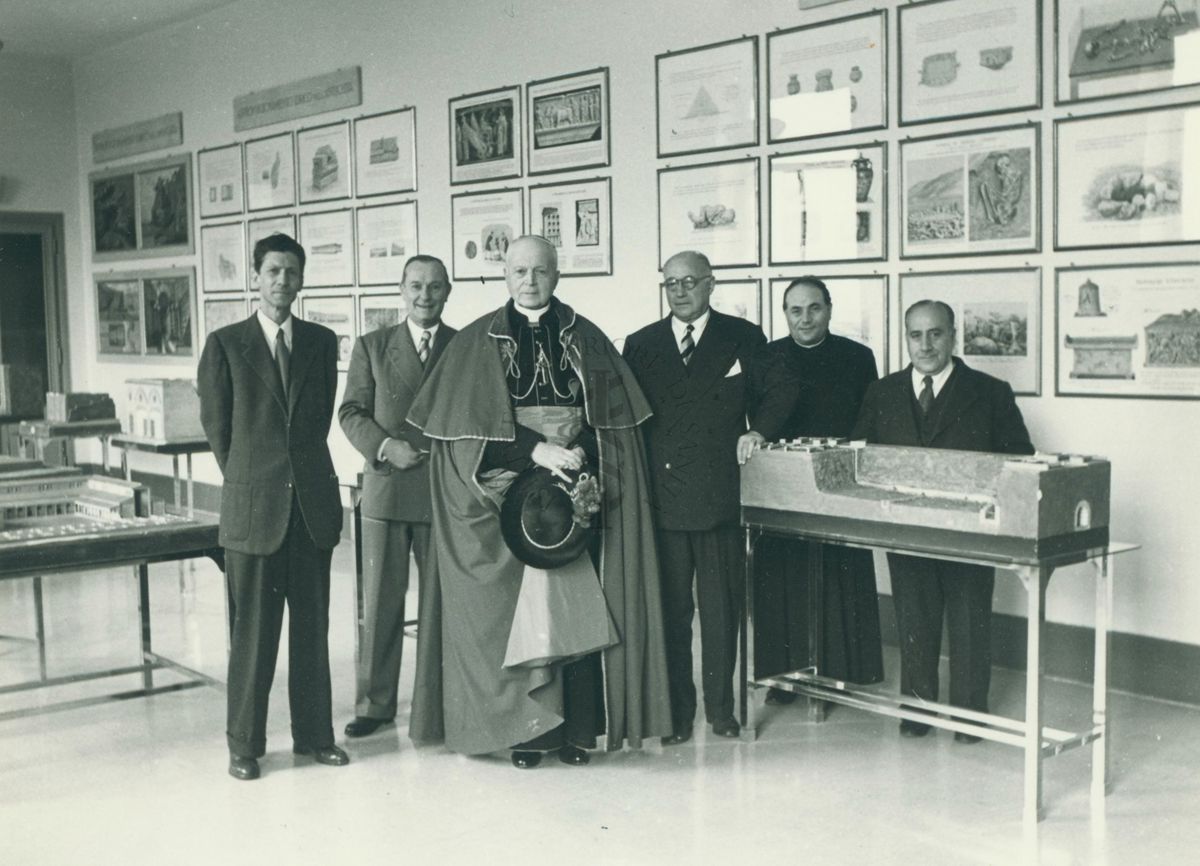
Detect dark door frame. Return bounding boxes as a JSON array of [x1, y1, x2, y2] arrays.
[[0, 211, 70, 392]]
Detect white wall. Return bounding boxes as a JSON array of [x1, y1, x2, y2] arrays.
[[57, 0, 1199, 645]]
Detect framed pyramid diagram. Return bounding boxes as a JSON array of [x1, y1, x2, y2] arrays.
[[656, 36, 759, 158]]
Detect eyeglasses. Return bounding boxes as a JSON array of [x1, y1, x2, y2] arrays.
[[660, 276, 712, 292]]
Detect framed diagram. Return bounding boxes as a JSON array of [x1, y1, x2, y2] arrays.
[[1056, 262, 1200, 399], [353, 107, 417, 197], [449, 85, 522, 185], [95, 267, 197, 361], [246, 214, 296, 277], [527, 67, 610, 175], [656, 36, 759, 157], [203, 296, 249, 339], [768, 276, 889, 375], [298, 121, 352, 204], [769, 143, 886, 265], [898, 0, 1042, 125], [299, 294, 355, 371], [657, 158, 760, 269], [356, 200, 418, 286], [90, 152, 194, 261], [450, 187, 524, 281], [1055, 0, 1200, 104], [899, 268, 1042, 395], [298, 209, 355, 287], [200, 221, 247, 293], [1055, 103, 1199, 250], [359, 293, 409, 335], [197, 143, 244, 218], [767, 10, 888, 143], [528, 177, 612, 276], [244, 131, 296, 212], [901, 124, 1040, 258]]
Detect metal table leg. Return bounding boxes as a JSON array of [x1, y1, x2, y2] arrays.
[[1020, 564, 1048, 823], [33, 576, 48, 681], [805, 541, 828, 722], [137, 563, 154, 690], [1092, 551, 1113, 806], [740, 526, 760, 740]]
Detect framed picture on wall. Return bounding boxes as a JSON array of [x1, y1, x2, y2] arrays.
[[299, 294, 355, 371], [449, 85, 523, 185], [94, 267, 197, 361], [528, 177, 612, 276], [244, 131, 296, 211], [298, 209, 355, 287], [898, 0, 1042, 125], [90, 153, 194, 261], [359, 293, 409, 335], [200, 221, 247, 293], [527, 67, 610, 175], [656, 36, 759, 157], [899, 268, 1042, 395], [1056, 262, 1200, 399], [246, 214, 296, 276], [95, 274, 143, 356], [356, 200, 418, 286], [769, 275, 889, 375], [204, 296, 249, 339], [900, 124, 1040, 258], [1054, 103, 1199, 250], [657, 158, 760, 269], [663, 279, 763, 326], [450, 187, 524, 281], [353, 107, 417, 197], [197, 143, 245, 218], [1055, 0, 1200, 105], [769, 143, 886, 265], [298, 121, 352, 204], [767, 10, 888, 143]]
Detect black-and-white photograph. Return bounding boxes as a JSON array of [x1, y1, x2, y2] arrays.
[[449, 85, 523, 184]]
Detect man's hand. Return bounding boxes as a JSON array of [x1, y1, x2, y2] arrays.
[[532, 442, 583, 482], [737, 431, 766, 465], [381, 438, 426, 469]]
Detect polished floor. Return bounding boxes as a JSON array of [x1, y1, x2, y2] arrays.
[[1, 547, 1197, 865]]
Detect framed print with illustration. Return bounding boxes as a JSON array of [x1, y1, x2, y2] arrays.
[[901, 124, 1040, 258], [663, 279, 763, 326], [898, 0, 1042, 125], [1056, 262, 1200, 398], [200, 222, 247, 293], [359, 293, 409, 335], [298, 121, 352, 204], [244, 132, 296, 211], [95, 267, 197, 361], [451, 188, 524, 281], [353, 108, 417, 197], [769, 275, 889, 374], [204, 296, 249, 339], [1055, 103, 1199, 250], [770, 143, 886, 265], [527, 68, 610, 175], [1056, 0, 1200, 104], [298, 209, 355, 287], [899, 268, 1042, 395], [528, 177, 612, 276], [656, 36, 759, 157], [299, 294, 355, 371], [197, 143, 244, 218], [90, 153, 194, 261], [657, 158, 760, 269], [356, 201, 418, 286], [246, 214, 296, 276], [767, 10, 887, 143], [449, 86, 522, 185]]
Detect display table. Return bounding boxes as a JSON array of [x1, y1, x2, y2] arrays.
[[105, 435, 212, 517], [739, 509, 1136, 823], [17, 418, 121, 466]]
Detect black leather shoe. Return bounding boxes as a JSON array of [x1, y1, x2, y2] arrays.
[[711, 716, 741, 738], [954, 732, 983, 745], [660, 724, 693, 747], [899, 720, 932, 738], [765, 688, 797, 706], [344, 716, 393, 738], [558, 744, 591, 766], [293, 744, 350, 766], [511, 750, 542, 769], [228, 755, 260, 781]]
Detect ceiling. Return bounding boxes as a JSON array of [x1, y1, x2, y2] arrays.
[[1, 0, 242, 60]]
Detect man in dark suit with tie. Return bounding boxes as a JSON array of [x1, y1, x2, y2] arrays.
[[852, 299, 1034, 742], [338, 255, 456, 741], [198, 233, 348, 780], [623, 250, 793, 743]]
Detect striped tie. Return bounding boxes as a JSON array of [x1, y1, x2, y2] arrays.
[[417, 329, 431, 365], [680, 324, 695, 365]]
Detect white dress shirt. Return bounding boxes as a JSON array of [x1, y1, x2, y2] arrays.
[[671, 307, 711, 351], [256, 308, 293, 358], [911, 361, 953, 400]]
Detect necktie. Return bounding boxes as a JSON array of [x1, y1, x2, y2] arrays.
[[275, 328, 290, 394], [417, 329, 431, 366], [680, 324, 695, 365], [918, 375, 934, 415]]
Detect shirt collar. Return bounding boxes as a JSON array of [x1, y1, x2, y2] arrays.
[[256, 308, 293, 350], [911, 359, 954, 399], [671, 307, 711, 345], [515, 302, 550, 324]]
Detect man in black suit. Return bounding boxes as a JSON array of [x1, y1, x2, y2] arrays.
[[198, 233, 349, 780], [851, 299, 1034, 742], [623, 250, 793, 743], [338, 255, 456, 741]]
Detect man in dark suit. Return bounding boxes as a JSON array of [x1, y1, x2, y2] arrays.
[[623, 250, 793, 743], [198, 233, 348, 780], [339, 255, 456, 741], [851, 299, 1034, 742]]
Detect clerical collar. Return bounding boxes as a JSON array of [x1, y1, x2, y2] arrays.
[[515, 302, 550, 323], [793, 336, 827, 350]]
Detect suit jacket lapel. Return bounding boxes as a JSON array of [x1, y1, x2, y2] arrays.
[[239, 316, 287, 412], [287, 318, 318, 415], [424, 324, 453, 379], [926, 360, 981, 444], [686, 312, 738, 396], [386, 323, 423, 394]]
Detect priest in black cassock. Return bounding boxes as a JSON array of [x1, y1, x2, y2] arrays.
[[750, 277, 884, 700]]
